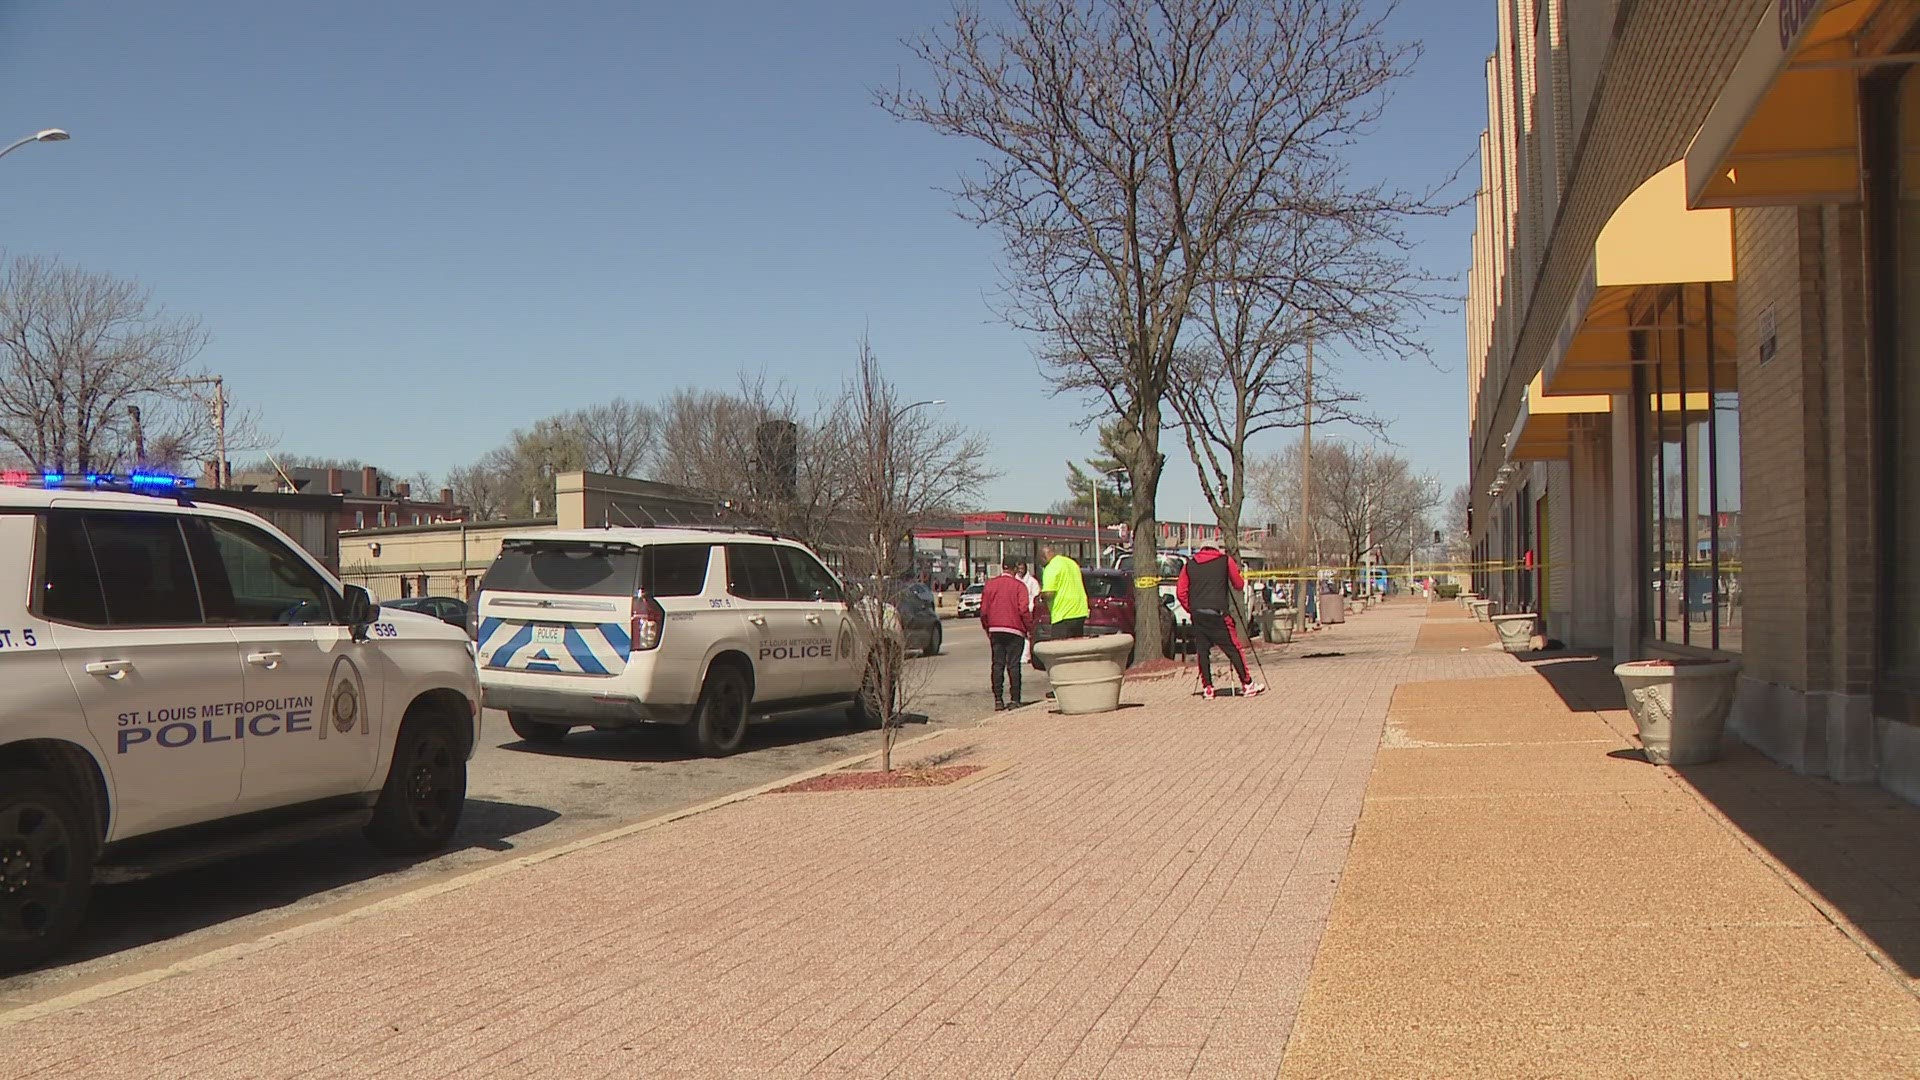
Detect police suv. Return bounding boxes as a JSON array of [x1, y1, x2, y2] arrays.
[[473, 528, 895, 756], [0, 473, 481, 972]]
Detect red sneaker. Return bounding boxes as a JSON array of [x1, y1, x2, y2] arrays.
[[1243, 682, 1267, 698], [1201, 685, 1216, 700]]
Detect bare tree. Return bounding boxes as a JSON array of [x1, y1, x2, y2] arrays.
[[828, 336, 994, 770], [883, 0, 1427, 660], [1444, 483, 1471, 563], [574, 398, 659, 477], [1308, 441, 1439, 579], [0, 254, 226, 474], [447, 459, 516, 521]]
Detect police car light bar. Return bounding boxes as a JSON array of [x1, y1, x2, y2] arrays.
[[1, 470, 198, 492]]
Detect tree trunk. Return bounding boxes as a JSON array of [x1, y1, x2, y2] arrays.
[[1128, 417, 1165, 661]]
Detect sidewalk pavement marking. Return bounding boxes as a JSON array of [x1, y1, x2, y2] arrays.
[[0, 726, 959, 1028]]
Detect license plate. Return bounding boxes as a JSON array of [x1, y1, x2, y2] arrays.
[[531, 624, 565, 644]]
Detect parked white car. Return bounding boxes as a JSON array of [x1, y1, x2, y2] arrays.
[[473, 528, 897, 756], [0, 473, 481, 972]]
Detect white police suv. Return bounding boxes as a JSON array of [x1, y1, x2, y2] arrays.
[[473, 528, 895, 756], [0, 472, 481, 972]]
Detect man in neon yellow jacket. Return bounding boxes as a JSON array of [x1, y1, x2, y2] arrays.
[[1038, 543, 1089, 640]]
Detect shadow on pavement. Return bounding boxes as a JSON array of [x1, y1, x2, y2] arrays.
[[1522, 652, 1920, 980], [1522, 652, 1627, 712], [501, 707, 931, 763], [29, 798, 558, 977], [1674, 746, 1920, 980]]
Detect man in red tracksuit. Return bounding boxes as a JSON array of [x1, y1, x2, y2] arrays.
[[980, 564, 1036, 710], [1176, 540, 1265, 699]]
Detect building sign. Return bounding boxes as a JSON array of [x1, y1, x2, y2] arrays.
[[1777, 0, 1820, 52]]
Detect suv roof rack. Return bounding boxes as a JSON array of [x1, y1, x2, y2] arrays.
[[592, 522, 790, 542]]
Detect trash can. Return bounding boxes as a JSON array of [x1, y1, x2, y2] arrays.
[[1319, 593, 1346, 624]]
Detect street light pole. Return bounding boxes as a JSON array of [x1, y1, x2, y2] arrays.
[[0, 128, 69, 163]]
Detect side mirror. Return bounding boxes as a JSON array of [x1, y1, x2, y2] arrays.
[[343, 585, 379, 640]]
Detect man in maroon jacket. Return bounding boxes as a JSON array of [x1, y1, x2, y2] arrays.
[[980, 563, 1036, 710], [1176, 540, 1265, 700]]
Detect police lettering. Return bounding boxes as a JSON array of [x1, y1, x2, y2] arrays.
[[758, 641, 833, 661], [116, 706, 319, 753]]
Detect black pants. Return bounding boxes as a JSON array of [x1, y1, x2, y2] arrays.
[[1050, 617, 1086, 640], [1191, 610, 1250, 688], [989, 632, 1025, 703]]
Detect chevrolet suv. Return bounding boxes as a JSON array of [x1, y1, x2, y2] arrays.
[[0, 473, 481, 972], [472, 529, 895, 756]]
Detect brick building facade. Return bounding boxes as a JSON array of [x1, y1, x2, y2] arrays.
[[1468, 0, 1920, 803]]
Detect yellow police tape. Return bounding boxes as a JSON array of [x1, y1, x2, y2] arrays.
[[1121, 557, 1742, 587]]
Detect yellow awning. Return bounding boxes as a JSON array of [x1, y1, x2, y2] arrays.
[[1540, 162, 1737, 397], [1686, 0, 1899, 208], [1505, 373, 1610, 461]]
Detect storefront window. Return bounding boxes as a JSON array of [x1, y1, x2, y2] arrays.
[[1887, 68, 1920, 678], [1638, 284, 1740, 653]]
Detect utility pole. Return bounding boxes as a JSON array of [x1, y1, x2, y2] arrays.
[[169, 375, 228, 487]]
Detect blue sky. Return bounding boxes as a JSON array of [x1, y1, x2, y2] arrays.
[[0, 0, 1490, 517]]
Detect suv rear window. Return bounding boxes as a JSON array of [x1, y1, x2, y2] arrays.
[[481, 541, 710, 598], [1085, 575, 1131, 600]]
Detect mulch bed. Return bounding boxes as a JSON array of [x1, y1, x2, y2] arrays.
[[773, 765, 984, 794]]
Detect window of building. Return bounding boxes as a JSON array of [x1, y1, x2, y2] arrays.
[[1637, 284, 1740, 652], [355, 510, 365, 529], [1866, 62, 1920, 685]]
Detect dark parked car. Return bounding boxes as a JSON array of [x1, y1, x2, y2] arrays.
[[386, 595, 469, 632], [895, 582, 943, 656], [1032, 568, 1174, 668], [850, 579, 943, 657]]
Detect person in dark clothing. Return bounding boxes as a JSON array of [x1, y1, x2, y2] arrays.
[[979, 564, 1035, 710], [1175, 540, 1265, 699]]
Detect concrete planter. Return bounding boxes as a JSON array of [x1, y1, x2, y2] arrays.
[[1034, 634, 1132, 715], [1491, 613, 1540, 653], [1265, 611, 1294, 645], [1466, 598, 1492, 622], [1613, 659, 1741, 766]]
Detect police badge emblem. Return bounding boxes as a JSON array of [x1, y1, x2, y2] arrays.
[[321, 655, 369, 740]]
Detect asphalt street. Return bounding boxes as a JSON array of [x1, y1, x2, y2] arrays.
[[0, 619, 1039, 1005]]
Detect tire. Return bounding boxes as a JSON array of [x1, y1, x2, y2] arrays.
[[846, 649, 896, 730], [924, 624, 942, 657], [366, 711, 468, 856], [507, 712, 571, 745], [0, 770, 94, 975], [686, 664, 751, 756]]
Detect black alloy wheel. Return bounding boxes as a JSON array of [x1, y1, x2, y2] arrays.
[[367, 715, 468, 855], [0, 771, 93, 974]]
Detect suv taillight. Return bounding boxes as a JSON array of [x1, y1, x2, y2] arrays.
[[630, 593, 665, 652], [465, 596, 481, 640]]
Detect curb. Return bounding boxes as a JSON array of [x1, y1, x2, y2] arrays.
[[0, 725, 960, 1027]]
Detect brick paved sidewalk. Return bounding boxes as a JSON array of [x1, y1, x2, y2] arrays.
[[2, 601, 1509, 1080]]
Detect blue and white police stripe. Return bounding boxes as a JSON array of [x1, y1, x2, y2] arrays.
[[478, 617, 633, 675]]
